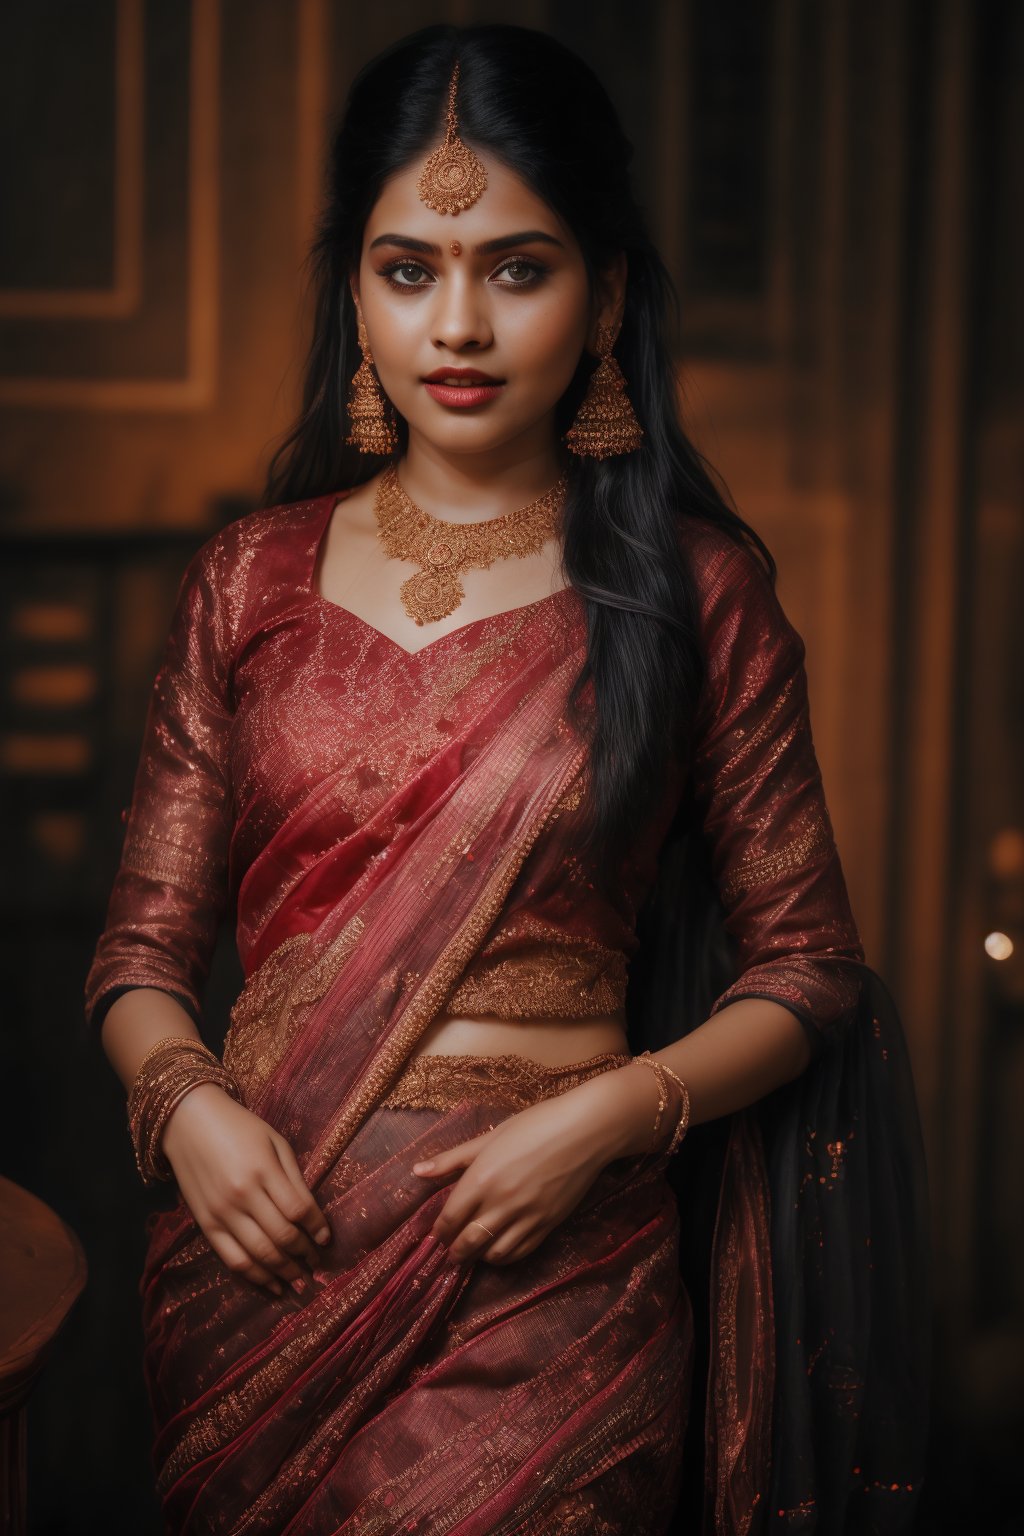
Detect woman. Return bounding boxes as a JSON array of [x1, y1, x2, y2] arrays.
[[85, 24, 929, 1535]]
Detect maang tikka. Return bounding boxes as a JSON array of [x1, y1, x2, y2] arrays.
[[417, 58, 488, 215]]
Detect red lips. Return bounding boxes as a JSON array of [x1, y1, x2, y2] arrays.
[[422, 367, 504, 383]]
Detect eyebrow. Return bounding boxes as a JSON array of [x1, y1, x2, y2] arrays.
[[368, 230, 565, 256]]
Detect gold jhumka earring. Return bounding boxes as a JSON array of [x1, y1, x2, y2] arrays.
[[345, 308, 399, 456], [564, 317, 644, 459], [417, 58, 488, 215]]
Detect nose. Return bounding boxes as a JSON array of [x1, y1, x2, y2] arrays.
[[430, 269, 494, 353]]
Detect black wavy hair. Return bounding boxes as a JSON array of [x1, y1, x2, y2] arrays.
[[263, 22, 775, 871]]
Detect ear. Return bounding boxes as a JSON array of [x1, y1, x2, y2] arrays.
[[588, 250, 628, 352], [348, 270, 361, 310]]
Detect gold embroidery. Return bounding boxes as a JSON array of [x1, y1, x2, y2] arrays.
[[553, 772, 585, 814], [718, 806, 835, 904], [222, 932, 310, 1098], [222, 915, 366, 1101], [711, 958, 860, 1027], [378, 1048, 631, 1111], [121, 826, 223, 895], [699, 673, 798, 791], [441, 941, 627, 1019]]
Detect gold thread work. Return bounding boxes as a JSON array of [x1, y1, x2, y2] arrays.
[[378, 1049, 632, 1112]]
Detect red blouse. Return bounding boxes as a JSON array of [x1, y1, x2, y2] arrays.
[[84, 491, 865, 1045]]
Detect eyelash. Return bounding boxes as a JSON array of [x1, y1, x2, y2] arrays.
[[376, 256, 548, 292]]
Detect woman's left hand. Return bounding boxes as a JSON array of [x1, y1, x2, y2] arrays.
[[410, 1069, 649, 1266]]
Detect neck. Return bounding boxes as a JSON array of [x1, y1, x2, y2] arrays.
[[398, 425, 569, 523]]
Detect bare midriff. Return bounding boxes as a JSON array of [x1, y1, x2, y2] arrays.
[[411, 1010, 631, 1067]]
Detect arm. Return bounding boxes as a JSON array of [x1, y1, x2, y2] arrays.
[[86, 535, 329, 1290], [85, 533, 235, 1043], [592, 531, 865, 1154]]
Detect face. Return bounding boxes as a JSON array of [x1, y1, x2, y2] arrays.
[[351, 151, 625, 463]]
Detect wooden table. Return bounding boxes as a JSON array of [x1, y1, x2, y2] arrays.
[[0, 1175, 88, 1536]]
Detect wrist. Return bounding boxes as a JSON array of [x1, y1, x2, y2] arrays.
[[127, 1037, 242, 1184], [160, 1079, 236, 1157], [573, 1063, 666, 1163]]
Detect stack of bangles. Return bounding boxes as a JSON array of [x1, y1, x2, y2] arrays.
[[127, 1035, 243, 1185], [628, 1050, 692, 1158]]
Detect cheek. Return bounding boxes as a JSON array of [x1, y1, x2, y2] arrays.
[[363, 300, 422, 356], [504, 298, 588, 385]]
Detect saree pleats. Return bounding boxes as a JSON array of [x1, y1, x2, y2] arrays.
[[141, 1056, 692, 1534]]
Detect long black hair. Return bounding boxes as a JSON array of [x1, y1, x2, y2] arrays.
[[263, 22, 776, 870]]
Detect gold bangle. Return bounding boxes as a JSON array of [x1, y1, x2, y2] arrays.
[[127, 1037, 242, 1185]]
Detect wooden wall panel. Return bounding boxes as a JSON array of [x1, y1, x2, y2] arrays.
[[0, 9, 1019, 1522]]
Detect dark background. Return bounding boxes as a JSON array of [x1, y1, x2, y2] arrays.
[[0, 1, 1021, 1531]]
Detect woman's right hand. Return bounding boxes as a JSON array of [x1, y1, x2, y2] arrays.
[[160, 1082, 332, 1297]]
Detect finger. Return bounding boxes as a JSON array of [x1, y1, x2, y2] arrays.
[[444, 1210, 518, 1264], [270, 1135, 332, 1247], [430, 1182, 488, 1248], [208, 1226, 285, 1295], [412, 1131, 491, 1178], [484, 1219, 544, 1266], [227, 1208, 309, 1288], [249, 1186, 320, 1275], [258, 1170, 324, 1268]]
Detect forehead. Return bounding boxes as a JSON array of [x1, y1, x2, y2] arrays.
[[363, 153, 574, 249]]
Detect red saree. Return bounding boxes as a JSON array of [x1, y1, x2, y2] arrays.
[[85, 491, 929, 1533]]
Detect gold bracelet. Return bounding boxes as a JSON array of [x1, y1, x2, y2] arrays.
[[631, 1052, 691, 1158], [127, 1036, 242, 1185], [656, 1060, 692, 1155], [628, 1052, 669, 1154]]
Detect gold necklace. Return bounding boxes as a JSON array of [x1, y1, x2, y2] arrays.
[[373, 463, 568, 626]]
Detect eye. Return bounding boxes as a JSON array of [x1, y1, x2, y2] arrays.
[[493, 257, 547, 288], [376, 256, 548, 292], [379, 261, 432, 289]]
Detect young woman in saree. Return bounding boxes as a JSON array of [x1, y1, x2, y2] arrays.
[[85, 23, 930, 1536]]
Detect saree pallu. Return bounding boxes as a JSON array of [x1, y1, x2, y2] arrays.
[[138, 642, 694, 1534], [628, 802, 931, 1536]]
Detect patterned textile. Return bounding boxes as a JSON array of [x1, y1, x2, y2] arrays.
[[85, 490, 929, 1533]]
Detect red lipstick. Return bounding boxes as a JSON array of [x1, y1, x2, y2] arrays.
[[422, 366, 505, 408]]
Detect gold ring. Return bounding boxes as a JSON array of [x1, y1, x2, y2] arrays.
[[468, 1219, 497, 1239]]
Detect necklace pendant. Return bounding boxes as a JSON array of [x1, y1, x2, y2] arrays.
[[400, 568, 465, 625]]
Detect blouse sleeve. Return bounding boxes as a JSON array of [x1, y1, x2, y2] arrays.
[[83, 533, 235, 1032], [688, 532, 865, 1054]]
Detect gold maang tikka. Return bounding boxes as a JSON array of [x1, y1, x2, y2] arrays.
[[417, 59, 488, 215]]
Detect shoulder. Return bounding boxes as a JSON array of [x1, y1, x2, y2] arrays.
[[677, 515, 776, 618], [178, 491, 338, 638], [189, 493, 335, 580], [676, 514, 804, 690]]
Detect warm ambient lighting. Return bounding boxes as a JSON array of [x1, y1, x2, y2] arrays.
[[984, 931, 1014, 961]]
